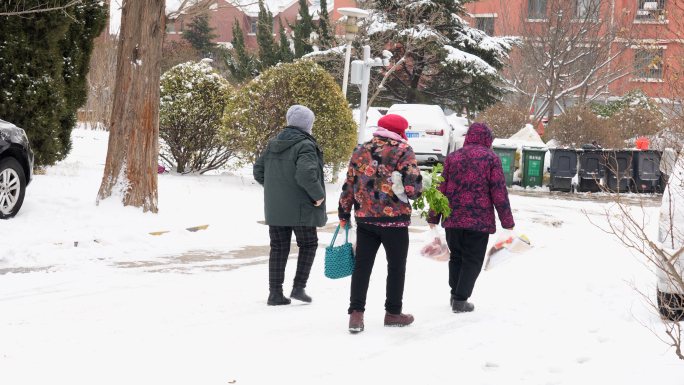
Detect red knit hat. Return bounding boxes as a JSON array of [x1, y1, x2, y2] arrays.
[[378, 114, 409, 140]]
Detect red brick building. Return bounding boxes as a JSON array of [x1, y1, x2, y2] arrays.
[[165, 0, 356, 50], [462, 0, 684, 101]]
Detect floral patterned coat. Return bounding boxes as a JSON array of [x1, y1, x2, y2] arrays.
[[428, 123, 515, 234], [338, 136, 423, 223]]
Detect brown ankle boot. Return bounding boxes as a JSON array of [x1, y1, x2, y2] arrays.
[[384, 311, 414, 327], [349, 310, 364, 333]]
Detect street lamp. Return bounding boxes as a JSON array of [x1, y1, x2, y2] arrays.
[[338, 7, 369, 98], [350, 45, 390, 144]]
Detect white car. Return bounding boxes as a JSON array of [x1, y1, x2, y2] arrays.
[[386, 104, 457, 165], [657, 148, 684, 321]]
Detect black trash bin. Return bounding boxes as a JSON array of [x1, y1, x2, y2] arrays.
[[605, 150, 635, 193], [549, 148, 577, 192], [633, 149, 661, 193], [577, 149, 607, 192]]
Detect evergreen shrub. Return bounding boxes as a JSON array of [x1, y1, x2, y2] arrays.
[[159, 61, 237, 174], [222, 59, 357, 177], [0, 0, 107, 167]]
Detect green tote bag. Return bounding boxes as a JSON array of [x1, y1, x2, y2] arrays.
[[324, 223, 355, 279]]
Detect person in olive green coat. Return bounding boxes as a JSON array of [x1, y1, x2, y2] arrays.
[[253, 105, 327, 306]]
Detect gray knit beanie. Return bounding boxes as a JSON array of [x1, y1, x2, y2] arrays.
[[286, 105, 315, 135]]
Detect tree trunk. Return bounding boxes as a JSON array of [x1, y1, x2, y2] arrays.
[[97, 0, 164, 213]]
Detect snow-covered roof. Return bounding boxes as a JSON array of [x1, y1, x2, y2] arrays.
[[227, 0, 333, 17], [493, 125, 546, 146], [108, 0, 334, 34]]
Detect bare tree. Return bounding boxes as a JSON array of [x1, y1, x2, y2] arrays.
[[82, 33, 117, 130], [587, 156, 684, 359], [505, 0, 634, 124], [0, 0, 83, 16], [628, 0, 684, 149]]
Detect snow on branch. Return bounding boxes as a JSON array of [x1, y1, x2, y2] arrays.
[[366, 12, 397, 35], [442, 45, 497, 76], [398, 24, 444, 41], [302, 45, 346, 58], [0, 0, 82, 16], [455, 25, 519, 59]]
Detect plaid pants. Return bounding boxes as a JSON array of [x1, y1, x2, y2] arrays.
[[268, 226, 319, 291]]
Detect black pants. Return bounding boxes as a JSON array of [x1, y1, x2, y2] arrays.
[[445, 228, 490, 301], [268, 226, 318, 291], [349, 223, 409, 315]]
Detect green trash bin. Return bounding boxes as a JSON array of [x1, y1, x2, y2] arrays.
[[522, 146, 547, 188], [492, 145, 518, 187]]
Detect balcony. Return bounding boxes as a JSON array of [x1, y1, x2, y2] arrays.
[[635, 1, 666, 22]]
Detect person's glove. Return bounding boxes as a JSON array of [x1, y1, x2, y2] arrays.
[[421, 171, 433, 190], [391, 171, 408, 203]]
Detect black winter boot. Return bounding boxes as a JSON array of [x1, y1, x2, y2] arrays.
[[267, 290, 291, 306], [290, 287, 312, 303], [452, 300, 475, 313]]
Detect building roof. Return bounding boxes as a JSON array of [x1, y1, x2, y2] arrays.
[[227, 0, 334, 17]]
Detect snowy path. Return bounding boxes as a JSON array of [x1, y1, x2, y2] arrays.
[[1, 129, 683, 384]]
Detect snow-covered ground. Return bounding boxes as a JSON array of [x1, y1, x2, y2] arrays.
[[1, 128, 683, 384]]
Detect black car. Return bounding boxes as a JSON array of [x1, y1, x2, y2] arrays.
[[0, 119, 34, 219]]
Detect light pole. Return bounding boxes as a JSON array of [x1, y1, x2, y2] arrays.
[[337, 8, 369, 98], [350, 45, 389, 144]]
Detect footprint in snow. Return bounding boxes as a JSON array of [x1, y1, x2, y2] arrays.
[[576, 356, 591, 364]]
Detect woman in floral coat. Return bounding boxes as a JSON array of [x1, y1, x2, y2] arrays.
[[338, 114, 423, 333], [428, 122, 515, 313]]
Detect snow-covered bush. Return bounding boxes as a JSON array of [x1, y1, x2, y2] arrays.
[[606, 104, 664, 146], [591, 90, 658, 118], [222, 59, 357, 174], [159, 61, 236, 174], [591, 91, 664, 147], [545, 104, 620, 148], [476, 102, 529, 139]]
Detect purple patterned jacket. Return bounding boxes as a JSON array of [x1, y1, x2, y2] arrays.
[[428, 123, 515, 234]]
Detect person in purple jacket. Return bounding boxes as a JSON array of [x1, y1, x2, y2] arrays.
[[428, 122, 515, 313]]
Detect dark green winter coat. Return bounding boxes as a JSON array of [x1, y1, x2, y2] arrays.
[[253, 126, 327, 227]]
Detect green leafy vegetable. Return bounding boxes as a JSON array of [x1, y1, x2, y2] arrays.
[[412, 163, 451, 221]]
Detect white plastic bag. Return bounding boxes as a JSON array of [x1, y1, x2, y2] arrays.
[[391, 171, 408, 203], [420, 227, 450, 262], [484, 229, 532, 270], [348, 224, 357, 253]]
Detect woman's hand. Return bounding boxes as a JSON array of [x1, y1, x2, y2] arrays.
[[314, 198, 324, 206], [429, 223, 436, 229]]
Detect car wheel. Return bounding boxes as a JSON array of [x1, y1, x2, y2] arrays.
[[0, 157, 27, 219]]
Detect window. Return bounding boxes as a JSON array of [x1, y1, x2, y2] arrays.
[[180, 21, 185, 32], [634, 48, 663, 79], [166, 23, 175, 33], [249, 17, 257, 35], [475, 17, 495, 36], [576, 0, 600, 19], [636, 0, 666, 20], [528, 0, 548, 19]]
